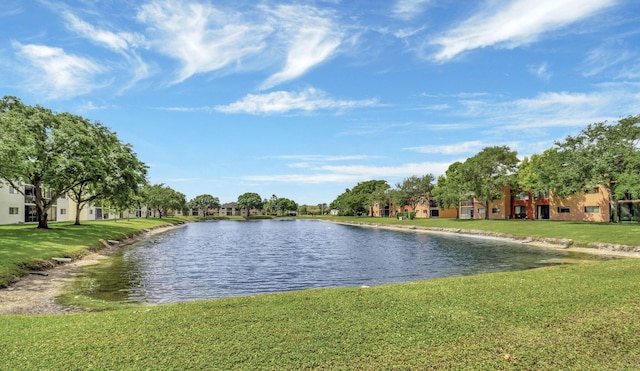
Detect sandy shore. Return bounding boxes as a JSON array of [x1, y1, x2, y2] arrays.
[[0, 224, 179, 315], [330, 220, 640, 259], [2, 220, 638, 315]]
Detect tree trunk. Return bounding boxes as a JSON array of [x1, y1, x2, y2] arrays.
[[37, 212, 49, 229], [484, 200, 489, 219], [35, 186, 49, 229], [75, 202, 82, 225], [529, 193, 537, 220]]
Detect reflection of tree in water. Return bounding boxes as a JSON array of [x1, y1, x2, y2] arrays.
[[76, 250, 146, 303]]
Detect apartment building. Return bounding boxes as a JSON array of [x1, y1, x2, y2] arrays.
[[370, 184, 635, 223], [0, 183, 73, 225], [0, 182, 150, 225]]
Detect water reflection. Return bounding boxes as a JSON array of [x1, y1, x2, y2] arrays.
[[79, 220, 601, 304]]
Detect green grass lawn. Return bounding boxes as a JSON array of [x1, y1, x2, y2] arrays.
[[318, 216, 640, 247], [2, 216, 640, 369], [2, 259, 640, 369], [0, 217, 189, 288]]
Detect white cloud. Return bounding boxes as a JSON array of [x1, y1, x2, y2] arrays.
[[260, 5, 342, 89], [392, 0, 432, 20], [404, 140, 486, 155], [268, 155, 379, 162], [62, 11, 150, 89], [215, 88, 378, 114], [430, 0, 618, 62], [137, 0, 271, 84], [62, 11, 143, 52], [244, 161, 451, 184], [459, 85, 640, 133], [582, 44, 635, 78], [528, 62, 552, 81], [12, 42, 106, 99]]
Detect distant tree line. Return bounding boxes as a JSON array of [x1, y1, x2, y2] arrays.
[[330, 115, 640, 222]]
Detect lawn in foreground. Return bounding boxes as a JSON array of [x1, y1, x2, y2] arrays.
[[0, 217, 188, 288], [2, 258, 640, 369]]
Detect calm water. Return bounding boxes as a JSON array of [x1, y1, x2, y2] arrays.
[[80, 219, 596, 304]]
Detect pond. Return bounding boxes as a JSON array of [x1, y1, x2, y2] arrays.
[[78, 219, 601, 304]]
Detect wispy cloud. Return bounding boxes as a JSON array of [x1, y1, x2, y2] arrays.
[[458, 84, 640, 132], [215, 88, 378, 114], [392, 0, 432, 21], [404, 140, 486, 155], [12, 42, 106, 99], [528, 62, 552, 81], [0, 1, 22, 17], [136, 0, 271, 84], [259, 4, 342, 89], [62, 11, 144, 53], [267, 155, 380, 162], [582, 43, 635, 78], [430, 0, 618, 62], [244, 161, 451, 184], [61, 11, 150, 89]]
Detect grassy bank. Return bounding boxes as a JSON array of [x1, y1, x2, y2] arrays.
[[0, 217, 190, 288], [318, 216, 640, 248], [2, 217, 640, 368], [2, 259, 639, 369]]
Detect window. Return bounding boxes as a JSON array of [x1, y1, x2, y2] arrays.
[[60, 209, 66, 215], [535, 190, 549, 199], [478, 208, 485, 214], [492, 208, 500, 214], [9, 186, 17, 194], [584, 206, 600, 213], [557, 206, 570, 213], [9, 207, 19, 215]]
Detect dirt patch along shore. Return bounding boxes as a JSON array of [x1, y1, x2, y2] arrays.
[[0, 224, 179, 315]]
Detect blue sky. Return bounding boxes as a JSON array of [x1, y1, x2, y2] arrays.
[[1, 0, 639, 205]]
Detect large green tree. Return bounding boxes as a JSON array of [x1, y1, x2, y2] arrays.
[[275, 197, 298, 216], [432, 161, 466, 219], [516, 150, 559, 220], [189, 194, 221, 217], [0, 96, 141, 228], [67, 121, 147, 225], [236, 192, 263, 219], [144, 184, 186, 218], [395, 174, 435, 213], [462, 146, 519, 219], [552, 115, 640, 222], [330, 180, 389, 216]]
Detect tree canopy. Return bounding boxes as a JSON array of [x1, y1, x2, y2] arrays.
[[67, 122, 147, 225], [432, 161, 466, 218], [0, 96, 146, 228], [551, 115, 640, 221], [236, 192, 263, 219], [330, 180, 390, 216], [143, 184, 186, 219], [189, 194, 221, 217], [395, 174, 435, 211], [461, 146, 519, 219]]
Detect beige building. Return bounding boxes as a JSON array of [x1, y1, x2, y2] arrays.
[[1, 182, 149, 225]]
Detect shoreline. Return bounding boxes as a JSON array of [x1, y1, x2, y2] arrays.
[[2, 219, 639, 315], [328, 220, 640, 259], [0, 223, 181, 315]]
